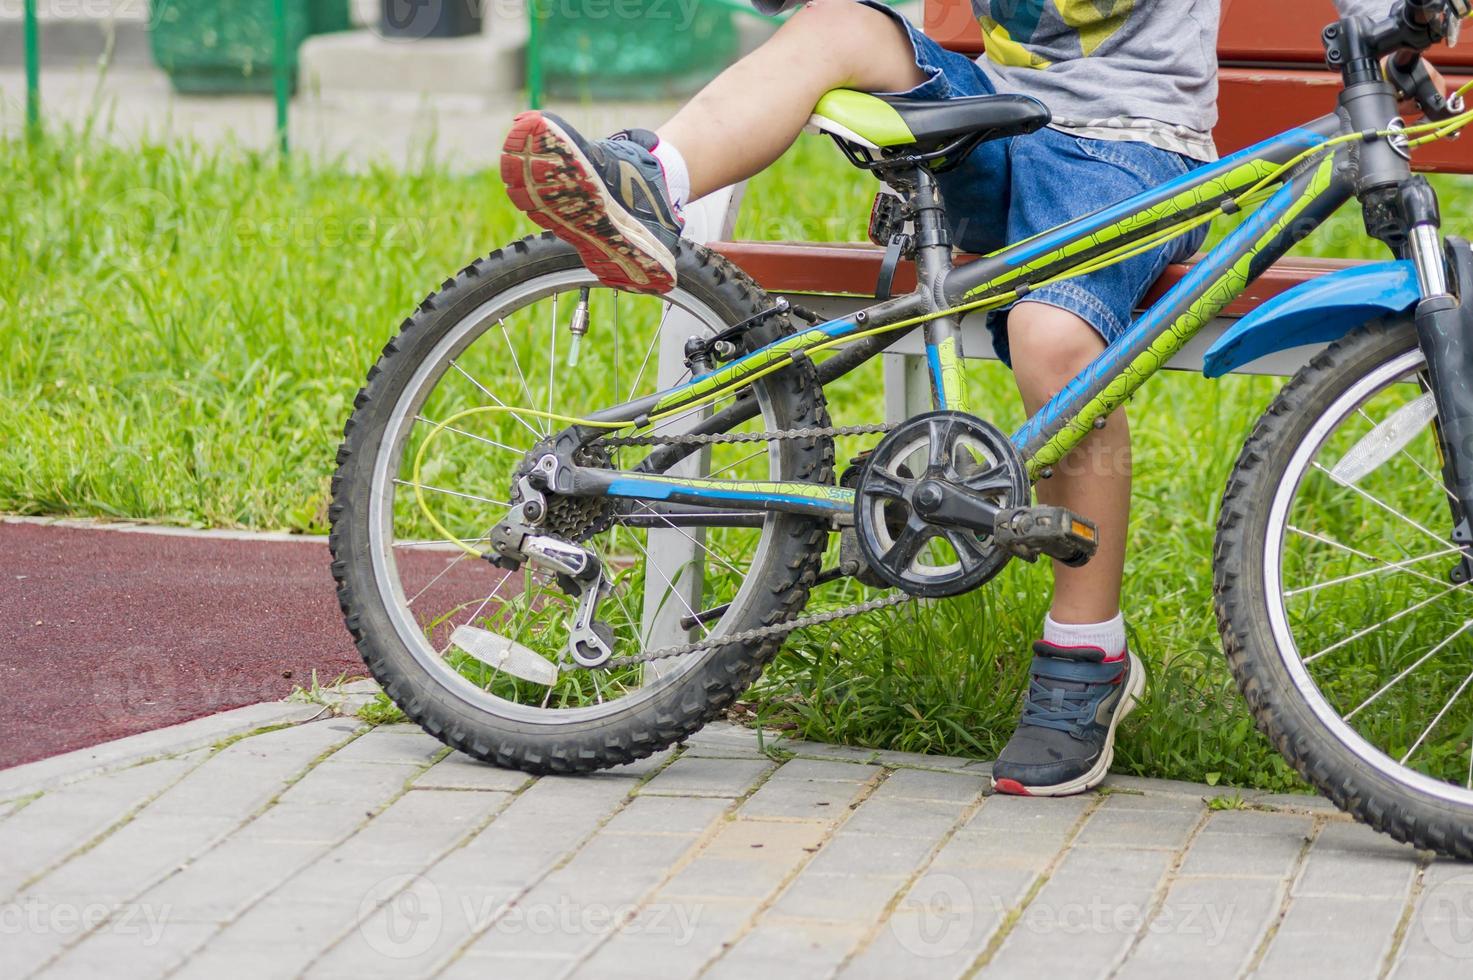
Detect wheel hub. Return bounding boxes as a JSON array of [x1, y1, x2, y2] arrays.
[[510, 438, 614, 541]]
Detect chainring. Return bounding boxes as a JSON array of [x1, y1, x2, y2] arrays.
[[853, 410, 1028, 598]]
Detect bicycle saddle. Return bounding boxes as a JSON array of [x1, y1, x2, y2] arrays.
[[808, 89, 1051, 151]]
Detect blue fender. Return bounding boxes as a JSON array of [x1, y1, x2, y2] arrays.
[[1201, 260, 1420, 378]]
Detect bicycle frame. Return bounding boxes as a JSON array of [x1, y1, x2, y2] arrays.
[[562, 111, 1395, 522]]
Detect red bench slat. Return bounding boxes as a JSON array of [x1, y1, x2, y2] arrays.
[[709, 2, 1468, 323], [709, 240, 1350, 317], [925, 0, 1473, 67], [1219, 67, 1472, 172], [921, 1, 1472, 172]]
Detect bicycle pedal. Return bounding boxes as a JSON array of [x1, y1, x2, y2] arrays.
[[993, 506, 1099, 567]]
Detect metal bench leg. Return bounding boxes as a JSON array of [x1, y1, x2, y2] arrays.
[[641, 182, 748, 678], [883, 351, 932, 423]]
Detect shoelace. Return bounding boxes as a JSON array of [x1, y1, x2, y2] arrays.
[[1019, 672, 1101, 734]]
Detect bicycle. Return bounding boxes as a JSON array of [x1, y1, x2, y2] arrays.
[[330, 0, 1473, 856]]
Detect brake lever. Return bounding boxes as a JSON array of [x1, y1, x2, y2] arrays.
[[1387, 53, 1462, 121]]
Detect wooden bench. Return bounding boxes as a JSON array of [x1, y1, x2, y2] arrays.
[[698, 0, 1472, 387], [640, 0, 1472, 648]]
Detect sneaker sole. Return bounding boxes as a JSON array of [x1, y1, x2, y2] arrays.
[[500, 111, 677, 294], [990, 651, 1146, 798]]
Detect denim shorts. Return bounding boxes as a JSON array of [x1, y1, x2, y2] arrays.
[[862, 2, 1208, 364]]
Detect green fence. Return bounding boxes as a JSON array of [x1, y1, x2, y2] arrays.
[[18, 1, 897, 149]]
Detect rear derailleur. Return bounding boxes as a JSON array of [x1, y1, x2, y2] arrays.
[[485, 456, 615, 668]]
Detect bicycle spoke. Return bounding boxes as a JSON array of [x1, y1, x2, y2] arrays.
[[395, 535, 493, 551], [1352, 405, 1453, 502], [707, 448, 769, 480], [498, 318, 543, 435], [394, 478, 510, 508], [1303, 579, 1471, 664], [628, 306, 669, 403], [1287, 525, 1452, 591], [630, 501, 748, 579], [613, 294, 621, 417], [1344, 617, 1473, 720], [547, 294, 558, 427], [449, 359, 542, 439], [1284, 546, 1461, 597], [627, 532, 711, 638], [1400, 667, 1473, 765], [436, 570, 514, 655], [407, 549, 474, 607], [415, 416, 520, 455], [1312, 460, 1452, 550]]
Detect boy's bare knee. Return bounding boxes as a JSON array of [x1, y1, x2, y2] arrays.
[[1009, 303, 1104, 377], [780, 0, 912, 70]]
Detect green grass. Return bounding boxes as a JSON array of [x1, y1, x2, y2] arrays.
[[5, 127, 1472, 791]]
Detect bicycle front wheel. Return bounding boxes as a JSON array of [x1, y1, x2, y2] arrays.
[[1216, 317, 1473, 858]]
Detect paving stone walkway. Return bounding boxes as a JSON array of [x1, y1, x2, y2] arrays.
[[2, 710, 1471, 979]]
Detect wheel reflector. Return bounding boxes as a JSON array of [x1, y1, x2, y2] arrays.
[[450, 625, 559, 685], [1329, 391, 1437, 486]]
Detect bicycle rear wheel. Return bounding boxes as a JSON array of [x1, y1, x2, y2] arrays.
[[330, 235, 833, 773], [1216, 318, 1473, 858]]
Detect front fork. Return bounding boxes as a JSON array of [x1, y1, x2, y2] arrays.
[[1405, 195, 1473, 572]]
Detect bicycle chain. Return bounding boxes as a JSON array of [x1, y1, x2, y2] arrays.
[[560, 421, 911, 670], [586, 591, 914, 671], [597, 421, 896, 449]]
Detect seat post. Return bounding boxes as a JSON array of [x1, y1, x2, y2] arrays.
[[906, 165, 970, 412], [910, 166, 954, 292]]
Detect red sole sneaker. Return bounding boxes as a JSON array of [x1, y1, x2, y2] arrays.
[[500, 111, 676, 294]]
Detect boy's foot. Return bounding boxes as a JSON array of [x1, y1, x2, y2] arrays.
[[990, 643, 1144, 797], [501, 111, 684, 294]]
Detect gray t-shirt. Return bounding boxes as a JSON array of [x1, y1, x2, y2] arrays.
[[970, 0, 1393, 160]]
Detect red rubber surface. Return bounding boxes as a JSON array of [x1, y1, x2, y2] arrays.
[[0, 522, 476, 769]]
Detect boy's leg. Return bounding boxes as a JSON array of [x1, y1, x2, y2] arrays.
[[985, 130, 1203, 798], [1006, 305, 1130, 626], [989, 304, 1141, 799], [501, 0, 925, 291], [657, 0, 927, 201]]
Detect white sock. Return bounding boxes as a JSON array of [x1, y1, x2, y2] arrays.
[[649, 137, 691, 214], [1042, 611, 1127, 662]]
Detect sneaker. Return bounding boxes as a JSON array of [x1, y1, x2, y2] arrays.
[[990, 642, 1144, 797], [501, 111, 684, 293]]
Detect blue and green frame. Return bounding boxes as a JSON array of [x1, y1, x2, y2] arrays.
[[564, 112, 1370, 522]]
